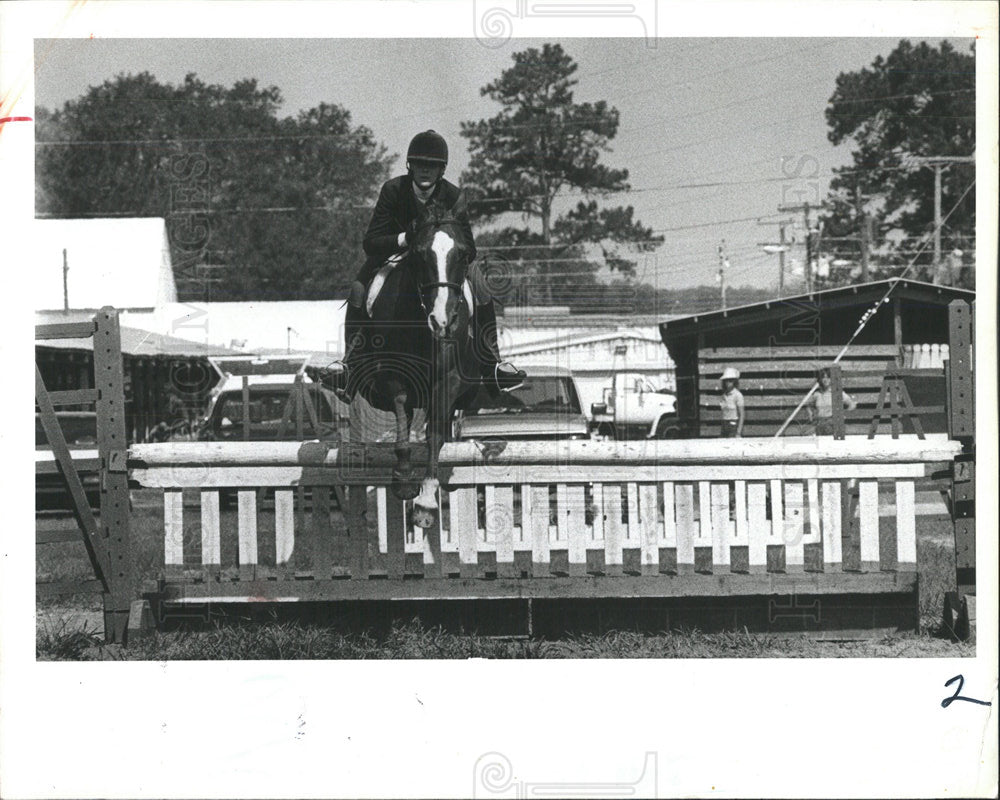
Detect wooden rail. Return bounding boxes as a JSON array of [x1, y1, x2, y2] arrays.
[[131, 438, 959, 608]]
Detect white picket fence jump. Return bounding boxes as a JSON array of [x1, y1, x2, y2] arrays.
[[129, 438, 960, 602]]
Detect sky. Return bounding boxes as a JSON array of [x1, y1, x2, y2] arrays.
[[33, 36, 972, 290]]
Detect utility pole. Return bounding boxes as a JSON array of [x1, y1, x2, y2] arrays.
[[717, 239, 728, 310], [778, 201, 827, 293], [758, 218, 794, 297], [910, 156, 975, 271], [62, 248, 70, 313]]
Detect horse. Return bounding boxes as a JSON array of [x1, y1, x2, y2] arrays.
[[341, 200, 481, 529]]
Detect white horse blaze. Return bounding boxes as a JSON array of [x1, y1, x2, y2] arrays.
[[415, 477, 439, 511], [429, 230, 454, 331]]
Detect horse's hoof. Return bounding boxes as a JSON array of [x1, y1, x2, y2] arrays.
[[411, 505, 438, 530], [392, 480, 420, 501]]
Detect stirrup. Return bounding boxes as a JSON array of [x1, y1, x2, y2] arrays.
[[494, 361, 525, 393]]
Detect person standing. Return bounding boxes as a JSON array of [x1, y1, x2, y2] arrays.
[[719, 367, 744, 438], [808, 367, 856, 435]]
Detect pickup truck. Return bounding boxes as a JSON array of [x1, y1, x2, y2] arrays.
[[590, 371, 680, 440]]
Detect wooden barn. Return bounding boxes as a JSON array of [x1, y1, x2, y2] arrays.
[[658, 278, 975, 438], [36, 310, 237, 444]]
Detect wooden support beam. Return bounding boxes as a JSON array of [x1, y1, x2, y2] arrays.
[[94, 308, 135, 644], [35, 365, 111, 590]]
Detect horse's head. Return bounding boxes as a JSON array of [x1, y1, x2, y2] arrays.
[[410, 200, 472, 339]]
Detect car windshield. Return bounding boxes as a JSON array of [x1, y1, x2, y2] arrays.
[[212, 388, 339, 439], [472, 377, 581, 415]]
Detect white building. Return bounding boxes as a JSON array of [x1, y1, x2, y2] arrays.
[[126, 301, 675, 418], [33, 217, 177, 311]]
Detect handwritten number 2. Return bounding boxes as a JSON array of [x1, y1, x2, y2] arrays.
[[941, 674, 992, 708]]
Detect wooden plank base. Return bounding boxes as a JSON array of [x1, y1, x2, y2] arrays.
[[157, 570, 917, 603]]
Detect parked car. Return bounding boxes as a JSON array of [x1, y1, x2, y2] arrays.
[[196, 372, 349, 509], [453, 366, 590, 441], [197, 374, 348, 442], [35, 411, 101, 511]]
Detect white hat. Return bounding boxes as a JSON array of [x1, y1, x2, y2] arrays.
[[721, 367, 740, 381]]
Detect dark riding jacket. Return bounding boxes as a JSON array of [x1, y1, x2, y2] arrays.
[[360, 176, 477, 280]]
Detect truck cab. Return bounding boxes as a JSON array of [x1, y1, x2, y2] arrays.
[[591, 371, 679, 440]]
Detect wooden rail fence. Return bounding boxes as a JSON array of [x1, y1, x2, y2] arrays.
[[130, 438, 959, 627]]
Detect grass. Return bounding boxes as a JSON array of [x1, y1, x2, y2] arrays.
[[36, 490, 972, 660], [38, 617, 974, 661]]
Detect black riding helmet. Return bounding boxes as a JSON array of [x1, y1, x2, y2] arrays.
[[407, 129, 448, 165]]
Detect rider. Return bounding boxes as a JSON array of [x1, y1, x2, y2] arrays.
[[331, 129, 525, 400]]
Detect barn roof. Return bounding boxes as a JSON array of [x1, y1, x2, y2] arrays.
[[659, 278, 974, 342], [36, 325, 239, 358], [33, 217, 177, 311]]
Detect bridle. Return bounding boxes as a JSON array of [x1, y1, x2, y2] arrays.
[[411, 213, 469, 316]]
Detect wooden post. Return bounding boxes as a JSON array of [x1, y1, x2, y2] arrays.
[[241, 375, 250, 442], [892, 296, 903, 367], [94, 308, 135, 644], [829, 364, 845, 440], [945, 299, 975, 640]]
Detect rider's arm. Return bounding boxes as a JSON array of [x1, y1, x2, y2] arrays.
[[363, 182, 407, 261], [452, 191, 477, 263]]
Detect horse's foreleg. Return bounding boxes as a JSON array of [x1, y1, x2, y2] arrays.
[[391, 391, 418, 500], [412, 423, 441, 529]]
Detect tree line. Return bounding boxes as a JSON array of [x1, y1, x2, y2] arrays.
[[36, 40, 975, 307]]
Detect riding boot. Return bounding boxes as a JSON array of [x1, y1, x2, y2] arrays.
[[473, 300, 526, 396], [307, 287, 367, 402]]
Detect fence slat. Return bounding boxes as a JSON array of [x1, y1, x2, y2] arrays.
[[895, 480, 916, 568], [422, 487, 443, 579], [858, 480, 880, 569], [376, 487, 389, 555], [675, 483, 695, 574], [527, 485, 550, 577], [237, 490, 258, 578], [312, 486, 333, 576], [554, 483, 568, 545], [804, 479, 822, 546], [275, 489, 295, 565], [626, 483, 640, 546], [564, 485, 587, 576], [590, 482, 605, 544], [695, 481, 712, 553], [347, 486, 369, 580], [710, 482, 730, 568], [768, 479, 785, 572], [164, 489, 184, 567], [638, 483, 659, 575], [747, 482, 768, 572], [821, 481, 842, 568], [733, 480, 747, 549], [661, 482, 676, 547], [453, 488, 479, 578], [490, 485, 517, 578], [200, 491, 221, 566], [602, 483, 623, 576], [783, 481, 805, 568], [385, 492, 406, 579]]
